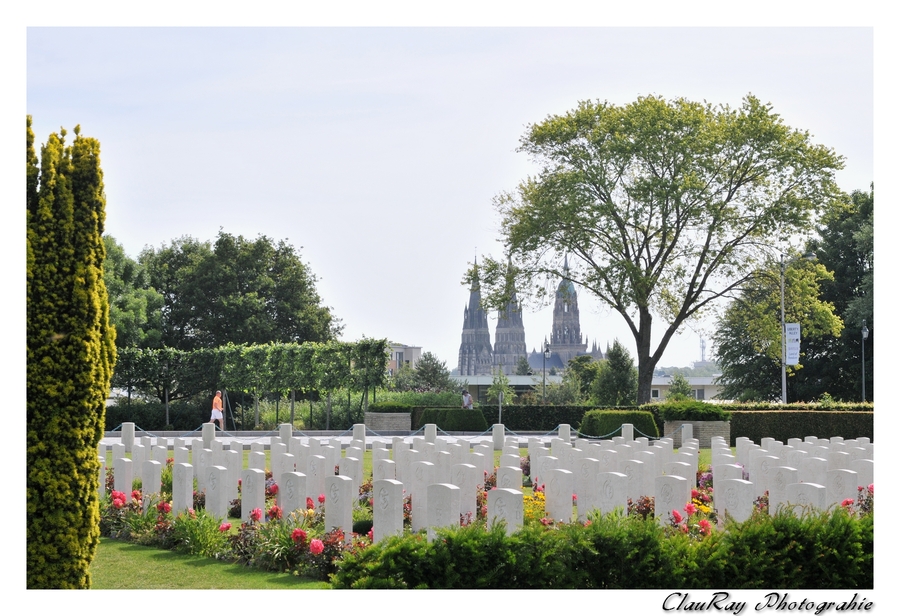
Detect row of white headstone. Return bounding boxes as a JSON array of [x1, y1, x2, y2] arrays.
[[99, 422, 873, 542]]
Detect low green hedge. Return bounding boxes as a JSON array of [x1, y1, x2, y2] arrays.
[[105, 400, 206, 432], [414, 408, 488, 432], [480, 405, 597, 431], [580, 410, 659, 439], [730, 411, 874, 444], [653, 399, 731, 422], [332, 508, 872, 589]]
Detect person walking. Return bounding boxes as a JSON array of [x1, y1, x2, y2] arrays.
[[210, 390, 224, 431], [461, 389, 473, 409]]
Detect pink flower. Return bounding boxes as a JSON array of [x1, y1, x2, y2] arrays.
[[219, 522, 232, 532], [572, 493, 578, 503], [291, 528, 307, 543], [685, 502, 697, 516], [188, 508, 196, 518], [671, 509, 683, 524], [681, 524, 689, 533], [318, 493, 326, 504], [367, 529, 373, 540], [268, 505, 283, 520], [132, 490, 142, 501], [250, 508, 263, 522], [112, 498, 124, 509], [868, 484, 874, 494], [481, 505, 488, 517], [306, 497, 315, 509], [841, 498, 855, 508], [691, 489, 700, 499], [698, 519, 711, 535], [309, 539, 325, 555]]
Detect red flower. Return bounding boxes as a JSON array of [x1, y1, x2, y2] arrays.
[[157, 501, 172, 514], [250, 508, 263, 522], [318, 493, 326, 504], [671, 509, 683, 524], [306, 497, 315, 510], [268, 505, 283, 520], [291, 528, 307, 543], [841, 498, 855, 508], [219, 522, 232, 532], [698, 519, 711, 535], [131, 490, 142, 501], [310, 539, 325, 555], [691, 488, 700, 499]]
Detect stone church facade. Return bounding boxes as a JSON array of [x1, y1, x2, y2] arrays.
[[457, 258, 603, 376]]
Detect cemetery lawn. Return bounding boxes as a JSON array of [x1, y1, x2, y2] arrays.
[[91, 537, 330, 589]]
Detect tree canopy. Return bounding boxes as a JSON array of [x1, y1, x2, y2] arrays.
[[713, 254, 843, 402], [137, 231, 341, 351], [477, 94, 843, 403], [592, 340, 638, 406]]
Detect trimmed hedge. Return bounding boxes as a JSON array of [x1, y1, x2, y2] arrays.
[[580, 410, 659, 439], [414, 408, 488, 432], [366, 401, 414, 413], [654, 399, 731, 422], [332, 508, 872, 589], [730, 411, 874, 444], [105, 400, 206, 432], [480, 405, 597, 431]]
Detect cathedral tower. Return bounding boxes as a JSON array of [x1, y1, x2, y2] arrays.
[[457, 261, 494, 376], [493, 263, 527, 375], [549, 256, 587, 364]]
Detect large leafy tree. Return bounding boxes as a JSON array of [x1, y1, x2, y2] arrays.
[[802, 186, 874, 401], [478, 95, 843, 403], [713, 255, 843, 401], [592, 340, 638, 406], [26, 118, 116, 587], [103, 235, 164, 349], [139, 231, 340, 351]]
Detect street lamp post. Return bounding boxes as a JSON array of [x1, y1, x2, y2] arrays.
[[780, 251, 816, 404], [780, 254, 787, 404], [862, 320, 869, 402]]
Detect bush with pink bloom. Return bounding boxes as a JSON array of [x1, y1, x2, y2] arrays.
[[310, 538, 325, 555]]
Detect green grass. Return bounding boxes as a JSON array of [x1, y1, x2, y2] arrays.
[[91, 537, 329, 589]]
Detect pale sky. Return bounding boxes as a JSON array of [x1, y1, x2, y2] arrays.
[[22, 26, 874, 372]]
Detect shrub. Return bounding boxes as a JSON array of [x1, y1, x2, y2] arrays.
[[654, 399, 731, 422], [416, 408, 488, 431], [171, 508, 229, 558], [580, 410, 659, 439], [366, 401, 414, 413]]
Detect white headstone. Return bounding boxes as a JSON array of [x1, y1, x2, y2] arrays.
[[487, 488, 523, 536], [172, 462, 193, 513], [206, 466, 229, 519], [849, 459, 873, 488], [655, 474, 690, 524], [769, 466, 799, 514], [497, 466, 523, 491], [373, 458, 396, 482], [307, 454, 328, 502], [786, 482, 827, 515], [121, 422, 135, 452], [325, 475, 354, 543], [141, 460, 163, 508], [716, 478, 754, 523], [242, 468, 266, 522], [426, 483, 461, 541], [114, 457, 133, 502], [826, 469, 858, 507], [373, 479, 404, 542], [410, 460, 435, 531], [451, 463, 479, 520], [278, 471, 307, 514], [597, 471, 628, 515], [545, 468, 575, 523]]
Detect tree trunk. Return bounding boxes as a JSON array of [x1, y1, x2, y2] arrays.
[[635, 309, 656, 405]]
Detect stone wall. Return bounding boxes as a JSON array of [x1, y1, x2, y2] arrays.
[[665, 420, 731, 448], [364, 412, 411, 432]]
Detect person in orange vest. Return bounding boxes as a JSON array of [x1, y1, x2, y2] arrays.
[[210, 390, 224, 431]]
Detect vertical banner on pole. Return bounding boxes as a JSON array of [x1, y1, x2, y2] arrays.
[[785, 323, 801, 365]]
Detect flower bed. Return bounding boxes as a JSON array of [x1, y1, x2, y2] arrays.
[[99, 460, 874, 588]]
